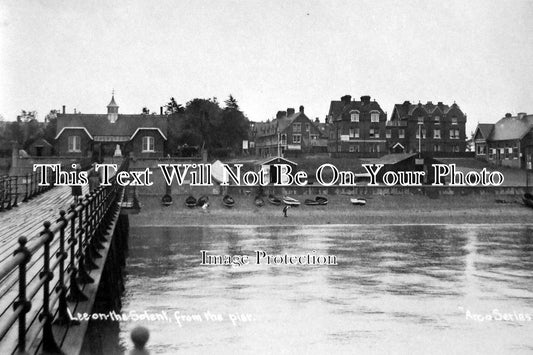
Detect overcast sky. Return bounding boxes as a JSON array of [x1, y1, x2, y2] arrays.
[[1, 0, 532, 134]]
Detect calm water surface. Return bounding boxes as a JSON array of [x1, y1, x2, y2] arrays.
[[118, 225, 533, 354]]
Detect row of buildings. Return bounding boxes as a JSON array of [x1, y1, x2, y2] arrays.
[[29, 93, 532, 171], [250, 95, 467, 158]]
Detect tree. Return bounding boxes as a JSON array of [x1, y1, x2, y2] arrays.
[[165, 97, 184, 115], [43, 110, 58, 144], [224, 94, 239, 110]]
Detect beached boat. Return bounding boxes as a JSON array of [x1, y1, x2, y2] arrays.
[[350, 198, 367, 206], [185, 195, 197, 208], [254, 196, 265, 207], [222, 194, 235, 208], [197, 195, 209, 207], [161, 194, 173, 206], [268, 194, 282, 206], [283, 196, 301, 206], [315, 196, 328, 205], [523, 193, 533, 209], [304, 199, 320, 206]]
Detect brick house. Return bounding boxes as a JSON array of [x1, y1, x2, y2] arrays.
[[252, 106, 327, 157], [475, 113, 533, 169], [388, 101, 466, 154], [327, 95, 387, 157], [55, 95, 168, 159]]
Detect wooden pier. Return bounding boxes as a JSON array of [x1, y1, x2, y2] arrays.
[[0, 158, 133, 355]]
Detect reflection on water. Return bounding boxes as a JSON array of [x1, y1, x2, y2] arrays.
[[118, 225, 533, 354]]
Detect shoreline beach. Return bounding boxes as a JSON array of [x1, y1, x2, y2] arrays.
[[131, 194, 533, 226]]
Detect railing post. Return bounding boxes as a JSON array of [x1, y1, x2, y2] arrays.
[[13, 236, 32, 355], [54, 210, 79, 325], [66, 204, 88, 302], [38, 221, 64, 354], [23, 173, 29, 202], [6, 176, 12, 210], [13, 176, 19, 207], [0, 177, 5, 211], [77, 201, 94, 284]]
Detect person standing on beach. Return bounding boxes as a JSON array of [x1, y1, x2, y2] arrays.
[[282, 205, 290, 217]]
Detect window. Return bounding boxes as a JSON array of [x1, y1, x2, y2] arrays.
[[281, 134, 287, 144], [349, 128, 355, 138], [418, 116, 424, 123], [293, 123, 301, 133], [354, 128, 359, 138], [452, 117, 458, 125], [68, 136, 81, 152], [399, 129, 405, 139], [449, 129, 460, 139], [422, 129, 426, 139], [142, 136, 155, 152], [386, 129, 391, 139], [454, 145, 460, 153], [434, 116, 440, 124], [375, 130, 380, 138], [369, 129, 375, 138], [370, 112, 380, 122], [434, 144, 441, 152], [434, 129, 441, 139], [305, 123, 310, 132], [292, 134, 301, 143], [349, 145, 355, 152], [350, 111, 360, 122], [310, 134, 318, 140]]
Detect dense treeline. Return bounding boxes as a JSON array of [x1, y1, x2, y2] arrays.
[[165, 95, 249, 157]]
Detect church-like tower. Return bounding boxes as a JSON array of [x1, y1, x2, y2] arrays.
[[107, 93, 119, 123]]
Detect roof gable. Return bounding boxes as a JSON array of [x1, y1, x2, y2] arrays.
[[56, 113, 168, 139]]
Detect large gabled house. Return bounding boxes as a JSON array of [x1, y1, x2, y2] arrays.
[[327, 95, 387, 157], [55, 95, 168, 159], [387, 101, 466, 155], [251, 106, 328, 157], [474, 113, 533, 169]]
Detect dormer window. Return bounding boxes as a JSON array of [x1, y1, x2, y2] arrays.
[[350, 111, 360, 122], [434, 116, 440, 124], [452, 117, 458, 125], [418, 116, 424, 123], [370, 111, 380, 123]]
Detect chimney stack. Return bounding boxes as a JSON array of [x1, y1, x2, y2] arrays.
[[299, 105, 304, 113], [62, 105, 66, 114], [360, 96, 371, 104], [505, 113, 512, 118], [287, 108, 295, 116], [518, 112, 527, 119], [341, 95, 351, 105], [160, 107, 163, 115]]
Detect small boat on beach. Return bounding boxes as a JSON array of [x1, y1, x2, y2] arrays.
[[523, 193, 533, 209], [254, 196, 265, 207], [304, 199, 320, 206], [315, 196, 328, 205], [268, 194, 282, 206], [222, 194, 235, 208], [350, 198, 367, 206], [161, 194, 173, 206], [185, 195, 197, 208], [197, 195, 209, 207], [283, 196, 301, 206]]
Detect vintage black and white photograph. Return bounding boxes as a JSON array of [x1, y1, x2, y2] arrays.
[[0, 0, 532, 354]]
